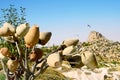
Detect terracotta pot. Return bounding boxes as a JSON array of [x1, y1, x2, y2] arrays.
[[62, 46, 74, 56], [47, 52, 61, 68], [29, 48, 43, 61], [29, 51, 38, 61], [81, 51, 98, 69], [0, 26, 10, 36], [24, 25, 39, 48], [39, 32, 52, 45], [62, 39, 79, 47], [3, 22, 15, 35], [34, 48, 43, 59], [7, 57, 18, 72], [0, 47, 11, 57], [15, 23, 30, 38]]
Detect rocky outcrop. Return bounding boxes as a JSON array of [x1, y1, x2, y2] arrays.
[[88, 31, 106, 42]]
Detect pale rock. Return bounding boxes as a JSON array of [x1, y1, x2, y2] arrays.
[[88, 31, 105, 42]]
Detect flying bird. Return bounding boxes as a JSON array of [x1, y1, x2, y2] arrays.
[[87, 24, 91, 28]]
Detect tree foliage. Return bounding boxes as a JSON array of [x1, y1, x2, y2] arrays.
[[0, 4, 27, 57], [0, 4, 26, 27]]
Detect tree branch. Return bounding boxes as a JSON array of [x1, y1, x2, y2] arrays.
[[0, 59, 9, 80]]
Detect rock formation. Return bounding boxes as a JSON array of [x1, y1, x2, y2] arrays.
[[88, 31, 106, 42]]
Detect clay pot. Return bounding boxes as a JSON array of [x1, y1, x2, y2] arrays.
[[29, 48, 43, 61], [81, 51, 98, 69], [15, 23, 30, 38], [24, 25, 39, 48], [3, 22, 15, 35], [62, 39, 79, 47], [67, 54, 84, 68], [0, 22, 15, 36], [0, 47, 11, 58], [47, 52, 61, 68], [39, 32, 52, 45], [34, 48, 43, 59], [62, 46, 74, 56], [29, 51, 38, 61], [0, 26, 10, 36], [7, 57, 18, 72]]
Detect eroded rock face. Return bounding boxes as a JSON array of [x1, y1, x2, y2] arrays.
[[88, 31, 105, 42]]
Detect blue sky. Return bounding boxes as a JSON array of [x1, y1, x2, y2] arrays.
[[0, 0, 120, 45]]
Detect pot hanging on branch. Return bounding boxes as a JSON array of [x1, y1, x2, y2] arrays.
[[3, 22, 15, 35], [81, 51, 98, 69], [0, 47, 11, 59], [7, 57, 18, 72], [47, 52, 61, 68], [29, 51, 38, 61], [62, 46, 75, 56], [29, 48, 43, 61], [0, 22, 15, 36], [0, 26, 10, 36], [62, 38, 79, 47], [34, 48, 43, 59], [15, 23, 30, 38], [24, 25, 39, 48], [39, 32, 52, 45]]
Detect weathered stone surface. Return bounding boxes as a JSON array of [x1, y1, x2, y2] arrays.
[[88, 31, 105, 42]]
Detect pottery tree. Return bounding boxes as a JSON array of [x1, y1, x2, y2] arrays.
[[0, 22, 52, 80]]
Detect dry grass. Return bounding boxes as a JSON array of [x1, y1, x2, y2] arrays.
[[35, 67, 68, 80]]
